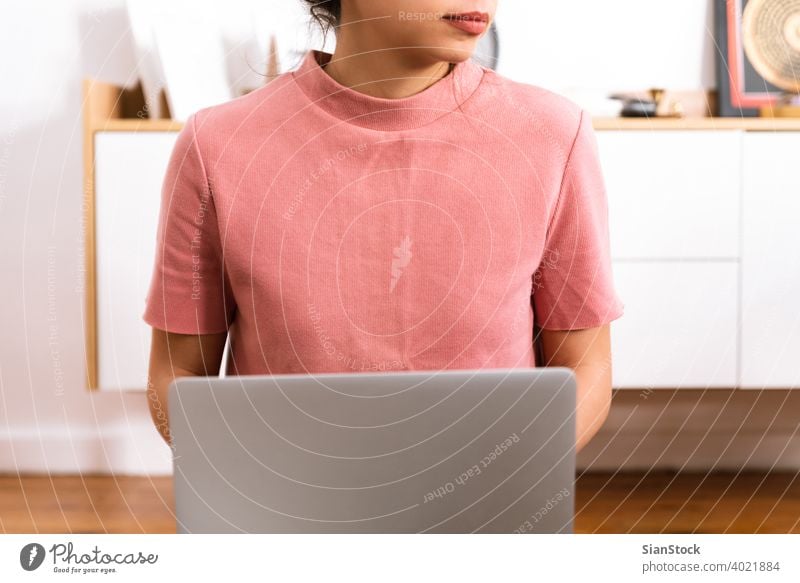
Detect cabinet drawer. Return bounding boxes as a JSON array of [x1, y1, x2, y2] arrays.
[[741, 132, 800, 388], [610, 261, 738, 388], [596, 131, 741, 260], [94, 131, 178, 391]]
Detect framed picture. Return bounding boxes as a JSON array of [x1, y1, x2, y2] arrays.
[[715, 0, 786, 116], [126, 0, 168, 119], [127, 0, 234, 122], [152, 1, 233, 122]]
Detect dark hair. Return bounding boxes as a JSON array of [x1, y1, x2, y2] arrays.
[[304, 1, 341, 41]]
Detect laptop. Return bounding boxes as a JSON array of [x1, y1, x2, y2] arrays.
[[168, 367, 576, 533]]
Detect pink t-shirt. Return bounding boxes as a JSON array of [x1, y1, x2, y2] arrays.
[[142, 49, 624, 375]]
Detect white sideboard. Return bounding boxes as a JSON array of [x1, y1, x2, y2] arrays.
[[596, 130, 742, 389], [93, 132, 178, 391], [88, 122, 800, 391], [741, 133, 800, 389], [596, 129, 800, 389]]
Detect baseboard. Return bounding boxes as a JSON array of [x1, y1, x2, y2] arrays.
[[577, 389, 800, 472], [4, 392, 799, 475], [577, 431, 800, 472], [0, 424, 173, 476]]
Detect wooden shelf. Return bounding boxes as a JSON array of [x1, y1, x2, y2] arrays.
[[90, 116, 800, 134], [592, 116, 800, 131], [90, 119, 185, 132], [84, 77, 800, 133]]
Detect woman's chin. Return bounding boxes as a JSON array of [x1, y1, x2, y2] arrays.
[[423, 44, 480, 65]]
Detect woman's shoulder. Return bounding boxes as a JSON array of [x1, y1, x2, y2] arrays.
[[475, 67, 586, 144]]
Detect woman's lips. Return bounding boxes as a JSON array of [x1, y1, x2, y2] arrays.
[[442, 11, 489, 35]]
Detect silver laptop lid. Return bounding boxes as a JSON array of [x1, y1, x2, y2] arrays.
[[169, 367, 576, 533]]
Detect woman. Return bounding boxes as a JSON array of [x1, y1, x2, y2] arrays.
[[144, 0, 624, 453]]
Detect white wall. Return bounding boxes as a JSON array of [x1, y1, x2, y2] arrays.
[[4, 0, 788, 476], [0, 0, 169, 475], [495, 0, 717, 92]]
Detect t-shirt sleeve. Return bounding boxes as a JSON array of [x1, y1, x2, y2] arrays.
[[142, 112, 236, 334], [531, 109, 624, 330]]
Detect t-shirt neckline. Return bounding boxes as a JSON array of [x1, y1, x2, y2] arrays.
[[291, 49, 485, 132]]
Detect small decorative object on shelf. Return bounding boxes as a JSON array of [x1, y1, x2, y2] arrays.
[[609, 88, 716, 119], [614, 94, 658, 118], [744, 0, 800, 117], [759, 93, 800, 117]]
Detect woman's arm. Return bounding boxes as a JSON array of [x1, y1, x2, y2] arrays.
[[146, 328, 228, 447], [537, 325, 613, 453]]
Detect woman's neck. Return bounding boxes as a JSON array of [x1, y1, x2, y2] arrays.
[[322, 36, 454, 100]]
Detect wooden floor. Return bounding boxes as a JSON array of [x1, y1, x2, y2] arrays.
[[1, 472, 797, 533]]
